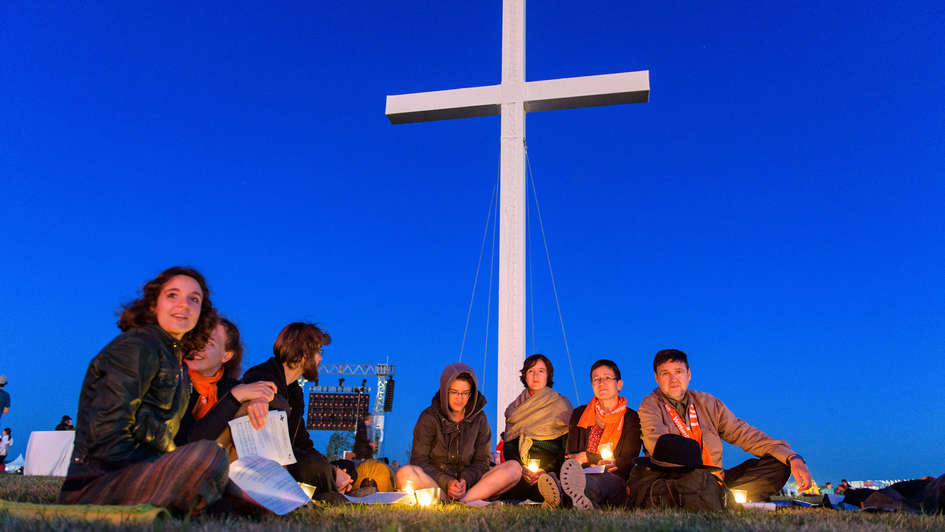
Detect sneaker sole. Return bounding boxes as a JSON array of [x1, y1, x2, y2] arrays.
[[537, 473, 561, 508], [560, 458, 592, 510]]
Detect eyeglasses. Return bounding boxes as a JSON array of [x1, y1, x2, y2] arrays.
[[591, 376, 617, 386], [448, 389, 472, 398]]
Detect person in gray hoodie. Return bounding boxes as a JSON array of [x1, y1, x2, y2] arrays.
[[396, 362, 522, 502]]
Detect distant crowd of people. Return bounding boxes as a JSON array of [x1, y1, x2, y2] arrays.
[[14, 265, 942, 516], [782, 478, 854, 496]]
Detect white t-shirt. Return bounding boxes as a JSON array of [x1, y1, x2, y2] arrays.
[[0, 434, 12, 456]]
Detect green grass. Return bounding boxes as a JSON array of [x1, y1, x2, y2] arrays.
[[1, 475, 943, 531]]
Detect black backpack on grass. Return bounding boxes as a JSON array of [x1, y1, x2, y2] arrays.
[[627, 465, 725, 511]]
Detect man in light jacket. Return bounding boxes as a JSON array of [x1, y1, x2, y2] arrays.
[[637, 349, 812, 502]]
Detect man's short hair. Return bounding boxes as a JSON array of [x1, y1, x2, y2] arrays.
[[273, 322, 331, 367], [653, 349, 689, 373], [590, 359, 621, 381]]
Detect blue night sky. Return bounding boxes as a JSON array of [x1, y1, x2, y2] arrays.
[[1, 1, 942, 483]]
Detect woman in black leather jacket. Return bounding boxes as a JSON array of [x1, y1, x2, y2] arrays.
[[59, 266, 235, 515]]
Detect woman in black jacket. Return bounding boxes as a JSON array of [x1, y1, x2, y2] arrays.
[[59, 266, 235, 516], [539, 359, 642, 509]]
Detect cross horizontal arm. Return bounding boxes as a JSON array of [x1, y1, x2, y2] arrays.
[[525, 70, 649, 113], [386, 84, 502, 124]]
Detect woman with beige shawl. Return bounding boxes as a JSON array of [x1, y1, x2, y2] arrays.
[[499, 354, 573, 503]]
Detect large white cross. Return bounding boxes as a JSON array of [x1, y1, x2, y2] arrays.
[[386, 0, 649, 439]]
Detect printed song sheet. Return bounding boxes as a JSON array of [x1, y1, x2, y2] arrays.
[[228, 455, 310, 515], [228, 410, 297, 465]]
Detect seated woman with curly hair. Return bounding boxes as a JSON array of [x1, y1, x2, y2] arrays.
[[59, 266, 243, 516], [499, 353, 572, 505]]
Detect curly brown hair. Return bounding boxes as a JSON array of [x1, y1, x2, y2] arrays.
[[117, 266, 218, 355]]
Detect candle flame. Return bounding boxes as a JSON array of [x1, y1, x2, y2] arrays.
[[599, 443, 614, 461], [415, 487, 438, 507]]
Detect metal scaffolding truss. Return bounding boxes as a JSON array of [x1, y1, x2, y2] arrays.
[[318, 364, 395, 377], [303, 363, 396, 457]]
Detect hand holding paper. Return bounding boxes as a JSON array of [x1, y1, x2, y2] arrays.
[[228, 410, 297, 465]]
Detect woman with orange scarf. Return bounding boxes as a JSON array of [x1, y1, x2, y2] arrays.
[[539, 359, 641, 509], [176, 318, 277, 445]]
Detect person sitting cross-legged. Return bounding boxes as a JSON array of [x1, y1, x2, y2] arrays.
[[539, 359, 642, 509], [396, 363, 521, 503], [58, 267, 245, 516], [637, 348, 812, 504], [499, 353, 572, 505], [241, 322, 351, 503]]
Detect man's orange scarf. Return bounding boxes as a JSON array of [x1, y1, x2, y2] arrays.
[[189, 368, 223, 420], [577, 396, 626, 451]]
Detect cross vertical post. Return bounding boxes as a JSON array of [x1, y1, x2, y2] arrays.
[[497, 0, 527, 445], [385, 1, 649, 441]]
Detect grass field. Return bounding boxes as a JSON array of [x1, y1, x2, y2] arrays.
[[2, 475, 943, 531]]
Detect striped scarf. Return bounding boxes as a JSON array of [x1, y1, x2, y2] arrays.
[[664, 402, 714, 467]]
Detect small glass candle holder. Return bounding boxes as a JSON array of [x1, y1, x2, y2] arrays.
[[599, 442, 614, 461], [527, 459, 540, 473], [402, 480, 416, 504], [731, 489, 748, 504], [415, 487, 440, 507]]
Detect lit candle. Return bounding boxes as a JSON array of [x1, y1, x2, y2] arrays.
[[416, 487, 438, 507], [403, 480, 415, 504], [527, 459, 540, 473], [599, 442, 614, 461], [732, 489, 748, 504]]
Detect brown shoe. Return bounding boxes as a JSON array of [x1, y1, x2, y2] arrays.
[[538, 472, 562, 508]]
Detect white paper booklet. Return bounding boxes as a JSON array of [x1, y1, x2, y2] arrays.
[[583, 465, 607, 474], [228, 455, 310, 515], [228, 410, 297, 465]]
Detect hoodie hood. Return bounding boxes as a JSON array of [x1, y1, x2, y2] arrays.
[[434, 362, 486, 418]]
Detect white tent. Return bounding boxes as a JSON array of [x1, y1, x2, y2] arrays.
[[4, 453, 25, 473]]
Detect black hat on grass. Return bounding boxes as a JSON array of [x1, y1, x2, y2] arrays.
[[634, 434, 721, 472]]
